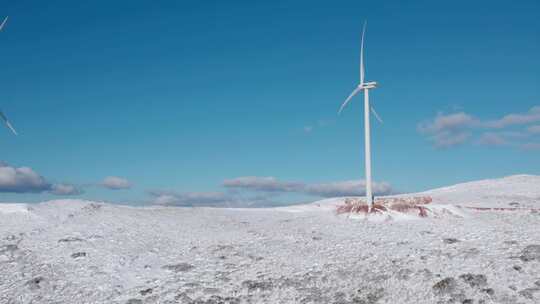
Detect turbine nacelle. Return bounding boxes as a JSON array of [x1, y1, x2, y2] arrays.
[[360, 81, 378, 90]]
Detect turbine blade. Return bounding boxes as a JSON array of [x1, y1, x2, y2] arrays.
[[5, 121, 18, 135], [371, 106, 383, 124], [0, 16, 8, 31], [360, 21, 367, 85], [338, 87, 361, 114], [0, 110, 18, 135]]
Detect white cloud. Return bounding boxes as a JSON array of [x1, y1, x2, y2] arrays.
[[50, 183, 83, 196], [0, 162, 51, 193], [419, 106, 540, 149], [101, 176, 131, 190], [0, 162, 81, 196]]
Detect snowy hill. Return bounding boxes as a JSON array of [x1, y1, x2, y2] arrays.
[[286, 174, 540, 211], [1, 175, 540, 303], [420, 174, 540, 208]]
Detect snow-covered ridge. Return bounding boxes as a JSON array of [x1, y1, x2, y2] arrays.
[[0, 203, 29, 214], [290, 174, 540, 211], [418, 174, 540, 208], [1, 175, 540, 303]]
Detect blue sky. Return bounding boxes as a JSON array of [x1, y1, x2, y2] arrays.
[[1, 0, 539, 205]]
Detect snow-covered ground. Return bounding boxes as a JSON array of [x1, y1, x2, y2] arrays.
[[1, 175, 540, 304]]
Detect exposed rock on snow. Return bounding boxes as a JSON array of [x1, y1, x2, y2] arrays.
[[458, 273, 488, 288], [162, 262, 195, 273], [520, 245, 540, 262], [432, 277, 457, 295]]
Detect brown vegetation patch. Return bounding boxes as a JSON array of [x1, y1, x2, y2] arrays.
[[336, 196, 433, 217]]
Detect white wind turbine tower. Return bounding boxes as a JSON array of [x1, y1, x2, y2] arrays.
[[338, 21, 382, 209], [0, 16, 17, 136]]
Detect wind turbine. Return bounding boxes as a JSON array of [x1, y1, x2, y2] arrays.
[[338, 21, 382, 209], [0, 16, 17, 136]]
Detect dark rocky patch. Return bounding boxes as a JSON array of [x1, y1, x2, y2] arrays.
[[447, 292, 466, 303], [126, 299, 143, 304], [212, 245, 234, 253], [242, 279, 274, 292], [462, 248, 480, 258], [443, 238, 460, 244], [481, 288, 495, 296], [162, 262, 195, 272], [25, 276, 45, 290], [140, 288, 153, 296], [0, 244, 18, 254], [513, 265, 522, 271], [433, 277, 457, 295], [520, 244, 540, 261], [188, 295, 241, 304], [203, 287, 220, 294], [461, 299, 473, 304], [396, 268, 413, 280], [4, 234, 17, 241], [363, 288, 385, 304], [518, 287, 540, 300], [83, 203, 102, 211], [459, 273, 487, 288], [175, 292, 192, 302], [247, 254, 263, 261], [58, 236, 84, 243], [71, 252, 87, 259]]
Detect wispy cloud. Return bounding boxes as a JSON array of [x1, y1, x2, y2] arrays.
[[302, 119, 334, 134], [477, 132, 508, 146], [520, 142, 540, 151], [483, 106, 540, 128], [150, 176, 393, 207], [223, 176, 393, 197], [101, 176, 131, 190], [419, 106, 540, 149], [50, 183, 84, 195], [149, 190, 233, 206], [223, 176, 303, 192], [303, 126, 313, 133], [527, 125, 540, 134], [418, 112, 477, 148]]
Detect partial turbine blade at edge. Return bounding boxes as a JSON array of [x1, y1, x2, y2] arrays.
[[0, 16, 8, 31], [360, 21, 367, 85], [0, 111, 18, 135], [371, 106, 383, 124], [338, 87, 361, 114]]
